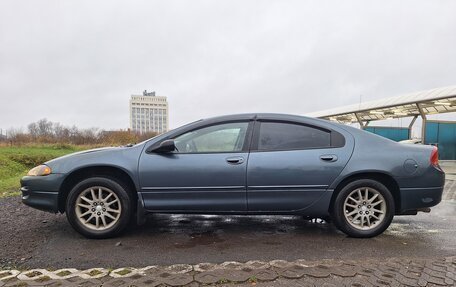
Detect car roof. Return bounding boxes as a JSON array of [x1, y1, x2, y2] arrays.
[[157, 113, 352, 142], [147, 112, 360, 148], [199, 113, 323, 123]]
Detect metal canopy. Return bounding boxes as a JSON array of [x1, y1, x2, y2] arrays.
[[307, 86, 456, 124]]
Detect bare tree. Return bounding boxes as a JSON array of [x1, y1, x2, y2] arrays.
[[8, 118, 161, 146], [27, 122, 39, 138]]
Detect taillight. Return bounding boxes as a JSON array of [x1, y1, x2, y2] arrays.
[[430, 146, 439, 167]]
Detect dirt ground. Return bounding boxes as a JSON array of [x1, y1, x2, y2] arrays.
[[1, 188, 455, 270]]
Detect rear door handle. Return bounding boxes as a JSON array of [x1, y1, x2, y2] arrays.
[[320, 154, 338, 162], [226, 156, 244, 165]]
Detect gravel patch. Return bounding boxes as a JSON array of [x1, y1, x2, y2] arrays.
[[0, 196, 66, 269]]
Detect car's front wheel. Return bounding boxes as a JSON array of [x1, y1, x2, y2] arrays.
[[332, 179, 395, 238], [66, 177, 133, 239]]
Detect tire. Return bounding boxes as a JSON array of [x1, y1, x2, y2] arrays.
[[66, 177, 133, 239], [331, 179, 395, 238]]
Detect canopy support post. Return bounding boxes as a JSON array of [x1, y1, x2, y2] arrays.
[[416, 104, 427, 143], [408, 115, 418, 129], [354, 113, 366, 129], [407, 115, 418, 139]]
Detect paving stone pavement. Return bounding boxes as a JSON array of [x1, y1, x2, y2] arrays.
[[443, 180, 456, 201], [0, 256, 455, 286]]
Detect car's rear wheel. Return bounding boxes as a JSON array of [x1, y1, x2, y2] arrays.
[[66, 177, 132, 239], [332, 179, 395, 238]]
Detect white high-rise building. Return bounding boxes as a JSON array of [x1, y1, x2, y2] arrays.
[[129, 90, 169, 134]]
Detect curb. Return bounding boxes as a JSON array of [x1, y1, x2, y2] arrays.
[[1, 256, 455, 286]]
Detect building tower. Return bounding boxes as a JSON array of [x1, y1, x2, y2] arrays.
[[129, 90, 169, 133]]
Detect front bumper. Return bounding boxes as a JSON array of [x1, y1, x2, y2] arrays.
[[20, 173, 65, 213]]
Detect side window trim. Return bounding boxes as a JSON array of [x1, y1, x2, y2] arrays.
[[241, 121, 255, 152], [169, 120, 254, 154], [250, 121, 261, 151], [250, 120, 345, 152], [246, 120, 259, 152]]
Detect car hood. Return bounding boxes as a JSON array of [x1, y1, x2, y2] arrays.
[[46, 147, 121, 164], [44, 143, 147, 174]]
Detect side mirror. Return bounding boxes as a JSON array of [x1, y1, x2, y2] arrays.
[[148, 139, 176, 153]]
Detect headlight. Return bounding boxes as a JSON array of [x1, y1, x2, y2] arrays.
[[27, 165, 52, 176]]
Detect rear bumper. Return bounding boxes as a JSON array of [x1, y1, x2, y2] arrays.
[[399, 186, 444, 213], [20, 174, 65, 213]]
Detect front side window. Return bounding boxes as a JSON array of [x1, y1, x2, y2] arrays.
[[174, 122, 249, 153], [257, 122, 331, 151]]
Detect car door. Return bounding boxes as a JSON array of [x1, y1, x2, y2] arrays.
[[138, 121, 252, 212], [247, 120, 352, 212]]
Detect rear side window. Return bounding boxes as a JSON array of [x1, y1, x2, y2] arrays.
[[257, 122, 331, 151]]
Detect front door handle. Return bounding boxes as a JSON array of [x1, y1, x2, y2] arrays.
[[226, 156, 244, 165], [320, 154, 338, 162]]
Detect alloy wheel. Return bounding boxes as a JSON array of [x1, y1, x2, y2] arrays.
[[343, 187, 386, 230], [75, 186, 122, 231]]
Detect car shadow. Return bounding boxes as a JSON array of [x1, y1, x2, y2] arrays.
[[129, 213, 340, 237]]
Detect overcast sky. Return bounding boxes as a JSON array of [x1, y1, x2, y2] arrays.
[[1, 0, 456, 132]]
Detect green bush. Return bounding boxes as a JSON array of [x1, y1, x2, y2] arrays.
[[0, 145, 86, 197]]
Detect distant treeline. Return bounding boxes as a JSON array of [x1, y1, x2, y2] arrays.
[[0, 119, 158, 146]]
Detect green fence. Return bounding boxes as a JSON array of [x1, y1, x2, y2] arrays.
[[425, 121, 456, 160], [365, 126, 410, 142]]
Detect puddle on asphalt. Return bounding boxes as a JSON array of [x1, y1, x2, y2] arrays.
[[144, 213, 339, 250]]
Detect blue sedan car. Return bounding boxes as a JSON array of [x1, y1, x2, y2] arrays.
[[21, 114, 445, 238]]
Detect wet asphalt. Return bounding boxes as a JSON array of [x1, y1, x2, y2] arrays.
[[1, 196, 455, 269]]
